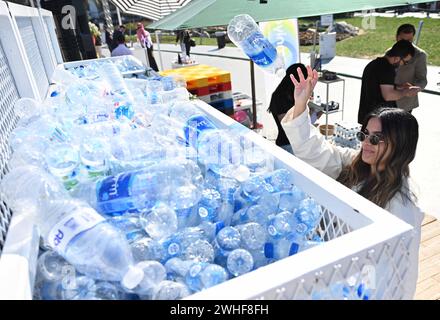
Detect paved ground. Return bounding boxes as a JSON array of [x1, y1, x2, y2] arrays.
[[103, 43, 440, 219]]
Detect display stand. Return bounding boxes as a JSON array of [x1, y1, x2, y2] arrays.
[[309, 76, 345, 139]]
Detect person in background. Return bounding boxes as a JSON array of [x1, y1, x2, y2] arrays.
[[393, 24, 428, 113], [282, 65, 423, 299], [267, 63, 321, 154], [89, 21, 102, 58], [105, 27, 114, 52], [112, 25, 126, 53], [176, 29, 191, 63], [136, 23, 159, 71], [357, 40, 420, 124], [111, 33, 132, 57], [94, 31, 103, 58]]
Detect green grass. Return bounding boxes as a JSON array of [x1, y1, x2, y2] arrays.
[[128, 17, 440, 65], [127, 34, 235, 47], [299, 16, 440, 65]]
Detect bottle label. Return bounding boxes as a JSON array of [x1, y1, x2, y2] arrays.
[[96, 172, 136, 215], [184, 115, 217, 147], [241, 31, 277, 68], [47, 207, 105, 253]]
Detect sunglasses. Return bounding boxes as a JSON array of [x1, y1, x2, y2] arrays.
[[356, 131, 385, 146]]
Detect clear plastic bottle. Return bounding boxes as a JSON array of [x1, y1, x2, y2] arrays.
[[183, 239, 215, 263], [170, 101, 249, 180], [97, 62, 132, 99], [45, 143, 80, 190], [152, 280, 190, 300], [0, 165, 68, 212], [197, 188, 222, 221], [236, 222, 267, 251], [185, 262, 228, 292], [139, 202, 178, 240], [39, 198, 144, 289], [228, 14, 285, 77], [108, 215, 145, 243], [226, 248, 254, 277], [70, 159, 203, 216], [130, 261, 166, 296]]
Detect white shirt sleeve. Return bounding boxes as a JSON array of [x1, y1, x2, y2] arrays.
[[281, 107, 358, 179]]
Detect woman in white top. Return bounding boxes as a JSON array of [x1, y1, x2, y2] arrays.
[[281, 65, 424, 299]]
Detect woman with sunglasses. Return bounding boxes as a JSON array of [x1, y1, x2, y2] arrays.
[[281, 65, 423, 299]]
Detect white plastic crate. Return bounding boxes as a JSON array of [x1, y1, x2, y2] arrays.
[[184, 101, 415, 300]]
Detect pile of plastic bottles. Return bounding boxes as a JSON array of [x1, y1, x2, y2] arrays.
[[2, 62, 374, 300], [65, 56, 146, 80], [333, 122, 362, 149]]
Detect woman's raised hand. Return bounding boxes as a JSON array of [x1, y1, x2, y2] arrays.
[[290, 65, 318, 108]]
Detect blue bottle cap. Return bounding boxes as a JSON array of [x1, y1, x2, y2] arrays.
[[215, 221, 225, 234], [264, 243, 274, 259], [289, 242, 299, 256]]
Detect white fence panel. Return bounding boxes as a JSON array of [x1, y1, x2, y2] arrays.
[[7, 2, 56, 99], [0, 1, 39, 99], [40, 8, 63, 65]]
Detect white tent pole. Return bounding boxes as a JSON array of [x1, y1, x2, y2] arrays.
[[116, 7, 122, 26], [155, 30, 164, 70], [415, 20, 424, 46]]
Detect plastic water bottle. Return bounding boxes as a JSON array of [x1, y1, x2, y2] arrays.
[[266, 211, 296, 239], [295, 198, 322, 233], [90, 282, 121, 300], [8, 137, 48, 169], [228, 14, 285, 77], [38, 198, 144, 289], [61, 275, 96, 300], [214, 226, 241, 265], [108, 215, 146, 243], [144, 79, 165, 115], [97, 62, 132, 100], [79, 137, 111, 180], [239, 175, 273, 203], [197, 188, 222, 221], [139, 202, 178, 240], [130, 261, 166, 296], [227, 249, 254, 277], [36, 250, 73, 282], [160, 76, 176, 91], [185, 262, 228, 292], [130, 237, 166, 263], [71, 159, 203, 216], [152, 280, 190, 300], [237, 222, 267, 251], [170, 102, 249, 180], [182, 239, 215, 263], [45, 143, 80, 190], [264, 169, 294, 192], [0, 165, 68, 212], [278, 185, 306, 212], [13, 97, 45, 127], [164, 257, 193, 281], [315, 95, 321, 105]]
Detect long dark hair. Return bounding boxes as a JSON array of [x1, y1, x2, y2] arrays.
[[267, 63, 308, 115], [337, 108, 419, 208]]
